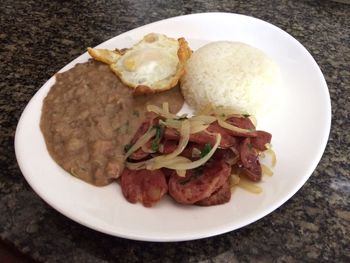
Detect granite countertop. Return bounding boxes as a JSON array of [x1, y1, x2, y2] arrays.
[[1, 0, 349, 262]]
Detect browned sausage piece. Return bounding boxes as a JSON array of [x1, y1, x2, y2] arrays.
[[128, 117, 162, 160], [226, 116, 255, 129], [129, 147, 151, 160], [213, 148, 239, 166], [159, 140, 178, 154], [163, 127, 236, 149], [250, 130, 272, 151], [168, 160, 231, 205], [195, 180, 231, 206], [207, 121, 239, 148], [120, 168, 168, 207], [224, 116, 257, 137], [239, 138, 262, 181], [130, 120, 152, 144]]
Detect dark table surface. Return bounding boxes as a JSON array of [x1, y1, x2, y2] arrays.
[[1, 0, 349, 262]]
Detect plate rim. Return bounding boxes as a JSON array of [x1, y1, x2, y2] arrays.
[[14, 12, 331, 242]]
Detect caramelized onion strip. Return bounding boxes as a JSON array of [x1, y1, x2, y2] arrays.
[[217, 118, 254, 134], [238, 177, 262, 194], [163, 134, 221, 170], [124, 128, 157, 160]]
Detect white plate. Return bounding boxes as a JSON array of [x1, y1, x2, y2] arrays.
[[15, 13, 331, 241]]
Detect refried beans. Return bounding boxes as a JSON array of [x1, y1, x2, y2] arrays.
[[40, 60, 184, 186]]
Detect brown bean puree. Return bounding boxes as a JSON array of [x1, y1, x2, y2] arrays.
[[40, 60, 184, 186]]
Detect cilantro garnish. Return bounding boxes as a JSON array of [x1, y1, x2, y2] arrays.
[[151, 124, 163, 152], [200, 143, 212, 158], [124, 144, 132, 153]]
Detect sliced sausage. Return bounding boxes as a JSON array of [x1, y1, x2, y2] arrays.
[[129, 147, 150, 160], [195, 180, 231, 206], [128, 117, 162, 160], [207, 121, 239, 148], [168, 160, 231, 205], [239, 138, 262, 181], [213, 148, 239, 166], [120, 168, 168, 207], [226, 116, 255, 129], [159, 140, 178, 154], [250, 130, 272, 151], [224, 116, 257, 137], [163, 127, 235, 149]]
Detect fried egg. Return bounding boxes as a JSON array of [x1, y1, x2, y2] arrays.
[[88, 33, 191, 94]]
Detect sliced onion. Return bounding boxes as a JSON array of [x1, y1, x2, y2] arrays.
[[124, 128, 156, 160], [154, 119, 190, 161], [126, 156, 191, 171], [248, 115, 257, 127], [125, 160, 149, 170], [148, 156, 191, 170], [159, 119, 181, 129], [161, 119, 209, 134], [229, 174, 240, 187], [225, 147, 240, 165], [217, 118, 254, 134], [213, 107, 242, 117], [261, 163, 273, 176], [125, 120, 191, 171], [189, 121, 209, 134], [238, 177, 262, 194], [264, 143, 276, 167], [141, 143, 155, 153], [176, 170, 186, 177], [190, 115, 217, 124], [163, 133, 221, 170], [147, 104, 187, 119]]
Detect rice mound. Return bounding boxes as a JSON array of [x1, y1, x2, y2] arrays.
[[180, 41, 281, 117]]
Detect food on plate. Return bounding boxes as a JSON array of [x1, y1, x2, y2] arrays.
[[88, 33, 192, 94], [121, 103, 275, 207], [40, 60, 184, 186], [40, 33, 279, 208], [180, 41, 281, 117]]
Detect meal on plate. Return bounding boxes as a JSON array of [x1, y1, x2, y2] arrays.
[[40, 33, 279, 207]]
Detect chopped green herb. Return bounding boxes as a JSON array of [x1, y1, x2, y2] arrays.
[[243, 113, 250, 118], [124, 144, 132, 153], [200, 143, 212, 158], [153, 124, 162, 138], [221, 113, 226, 117], [151, 141, 159, 152], [132, 110, 140, 117], [151, 124, 164, 152]]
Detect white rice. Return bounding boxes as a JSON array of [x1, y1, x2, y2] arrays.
[[180, 41, 281, 117]]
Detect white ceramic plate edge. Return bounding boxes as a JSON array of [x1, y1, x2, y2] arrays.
[[14, 13, 331, 241]]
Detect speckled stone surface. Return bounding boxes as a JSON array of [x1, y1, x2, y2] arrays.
[[1, 0, 349, 262]]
